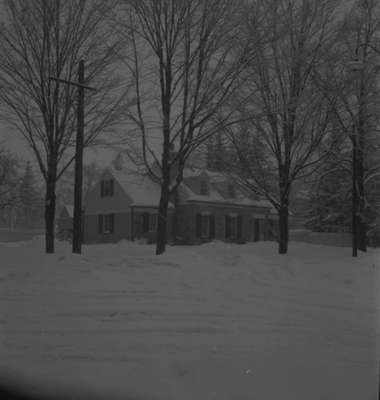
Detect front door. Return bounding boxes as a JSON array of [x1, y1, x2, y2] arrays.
[[254, 219, 260, 242]]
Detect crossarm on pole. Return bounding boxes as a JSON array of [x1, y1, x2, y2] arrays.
[[48, 76, 96, 92]]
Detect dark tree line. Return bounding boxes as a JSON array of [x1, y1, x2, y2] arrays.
[[0, 152, 43, 230]]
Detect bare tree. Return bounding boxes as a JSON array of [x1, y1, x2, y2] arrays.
[[226, 0, 340, 254], [119, 0, 252, 255], [322, 0, 380, 254], [0, 0, 125, 253]]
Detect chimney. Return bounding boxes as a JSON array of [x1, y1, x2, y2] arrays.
[[169, 143, 180, 182], [113, 153, 124, 170], [169, 143, 176, 162]]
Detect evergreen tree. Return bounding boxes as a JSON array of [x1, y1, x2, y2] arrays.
[[0, 150, 21, 229]]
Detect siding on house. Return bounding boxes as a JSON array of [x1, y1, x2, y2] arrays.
[[84, 212, 131, 244], [175, 202, 275, 244], [132, 207, 175, 243], [56, 205, 74, 240], [84, 170, 133, 215], [183, 171, 209, 196]]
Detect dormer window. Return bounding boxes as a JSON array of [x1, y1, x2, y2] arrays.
[[200, 180, 209, 195], [227, 184, 235, 198], [101, 179, 114, 197]]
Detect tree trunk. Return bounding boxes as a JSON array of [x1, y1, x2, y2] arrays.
[[156, 63, 172, 255], [72, 59, 85, 254], [278, 202, 289, 254], [356, 86, 367, 253], [44, 174, 56, 254], [155, 133, 171, 255], [278, 164, 290, 255], [156, 174, 170, 255], [172, 188, 179, 242], [357, 140, 366, 252], [352, 135, 358, 257]]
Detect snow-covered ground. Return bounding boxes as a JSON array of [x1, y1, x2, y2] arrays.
[[0, 238, 379, 399]]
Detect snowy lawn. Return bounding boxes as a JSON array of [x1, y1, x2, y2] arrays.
[[0, 238, 379, 399]]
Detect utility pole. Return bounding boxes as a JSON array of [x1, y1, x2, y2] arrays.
[[348, 56, 362, 258], [73, 60, 85, 254], [49, 60, 96, 254], [352, 129, 358, 257]]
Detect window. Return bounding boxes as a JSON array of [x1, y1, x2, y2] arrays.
[[149, 214, 157, 232], [142, 213, 149, 233], [98, 214, 114, 234], [142, 212, 157, 233], [230, 216, 237, 238], [201, 214, 210, 237], [200, 180, 209, 195], [100, 179, 114, 197], [196, 213, 215, 239], [225, 215, 243, 240], [253, 218, 260, 241]]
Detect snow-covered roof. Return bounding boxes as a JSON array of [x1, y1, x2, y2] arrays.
[[64, 205, 74, 218], [185, 195, 272, 209], [185, 193, 224, 202], [105, 165, 274, 211], [184, 168, 228, 183], [183, 168, 204, 178], [180, 169, 274, 210], [205, 170, 229, 183], [109, 167, 174, 208]]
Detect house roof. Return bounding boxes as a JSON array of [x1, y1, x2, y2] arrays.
[[185, 193, 272, 209], [181, 181, 224, 202], [181, 169, 274, 210], [205, 170, 229, 183], [65, 205, 74, 217], [103, 165, 274, 212], [109, 167, 174, 208], [59, 204, 73, 218], [183, 168, 204, 178]]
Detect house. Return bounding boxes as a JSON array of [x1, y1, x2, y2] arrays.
[[81, 156, 279, 245], [83, 166, 175, 244]]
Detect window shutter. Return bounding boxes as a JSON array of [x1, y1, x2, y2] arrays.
[[110, 180, 114, 196], [196, 213, 202, 238], [100, 181, 104, 197], [237, 215, 243, 239], [98, 215, 103, 233], [171, 215, 177, 238], [110, 214, 114, 233], [210, 215, 215, 239], [254, 219, 261, 241], [225, 215, 231, 239], [142, 212, 149, 233]]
